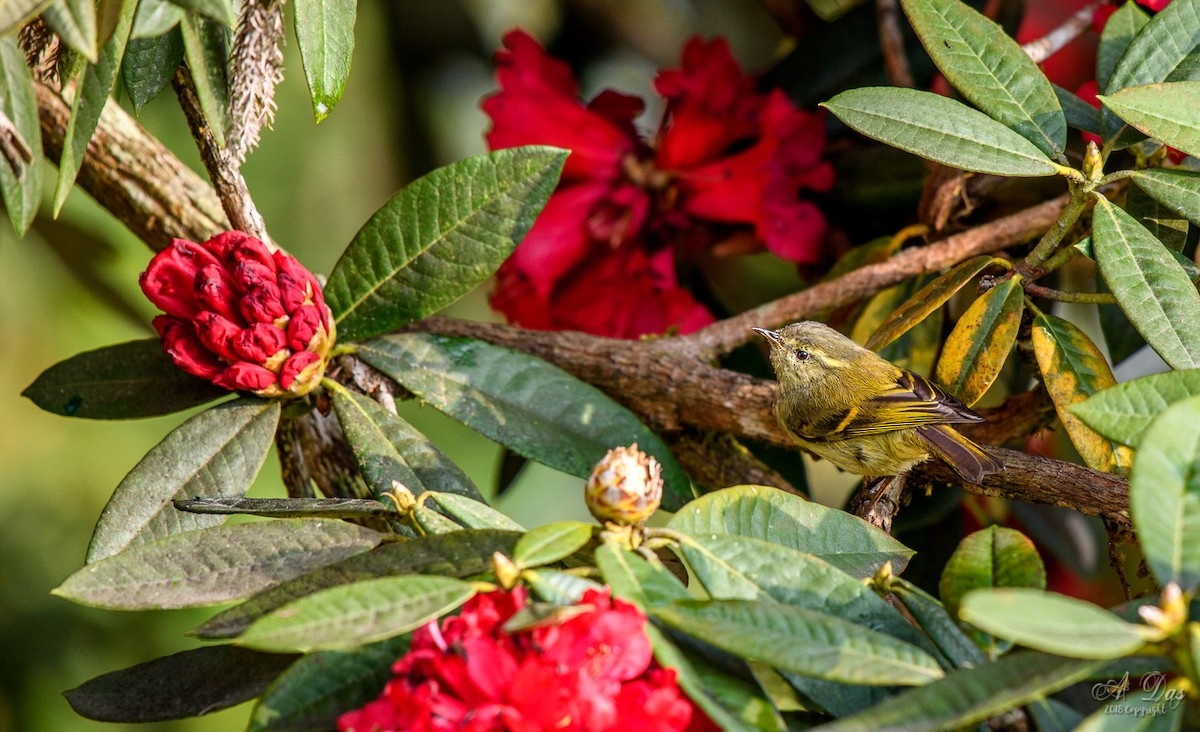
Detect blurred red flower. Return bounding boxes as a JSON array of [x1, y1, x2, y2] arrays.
[[482, 30, 834, 339], [338, 587, 710, 732]]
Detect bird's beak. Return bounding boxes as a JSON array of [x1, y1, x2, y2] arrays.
[[752, 327, 782, 346]]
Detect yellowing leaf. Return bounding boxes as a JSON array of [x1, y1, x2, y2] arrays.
[[935, 277, 1024, 406]]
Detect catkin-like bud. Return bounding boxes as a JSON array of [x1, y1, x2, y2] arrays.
[[584, 444, 663, 525]]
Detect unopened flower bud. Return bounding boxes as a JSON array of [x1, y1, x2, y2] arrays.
[[1083, 140, 1103, 182], [584, 444, 663, 525], [140, 231, 336, 398], [492, 551, 521, 589]]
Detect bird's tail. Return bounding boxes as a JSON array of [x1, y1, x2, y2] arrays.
[[916, 424, 1003, 484]]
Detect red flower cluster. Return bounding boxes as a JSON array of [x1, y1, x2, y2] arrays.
[[338, 587, 709, 732], [483, 30, 834, 339], [140, 231, 336, 397]]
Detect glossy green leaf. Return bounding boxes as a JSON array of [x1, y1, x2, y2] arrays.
[[123, 27, 184, 112], [131, 0, 183, 38], [865, 256, 999, 352], [1053, 84, 1101, 135], [179, 13, 229, 147], [164, 0, 234, 26], [513, 521, 593, 568], [1098, 2, 1150, 92], [815, 651, 1106, 732], [1132, 168, 1200, 228], [239, 575, 474, 652], [821, 88, 1058, 177], [294, 0, 355, 122], [425, 491, 524, 531], [64, 646, 297, 723], [1093, 196, 1200, 370], [86, 398, 280, 562], [55, 520, 382, 610], [326, 147, 567, 342], [652, 599, 943, 686], [357, 333, 692, 510], [331, 387, 482, 501], [1130, 395, 1200, 590], [935, 276, 1024, 406], [22, 338, 226, 419], [248, 636, 408, 732], [523, 568, 603, 605], [891, 577, 986, 670], [1032, 313, 1132, 474], [939, 526, 1046, 617], [960, 588, 1150, 659], [1102, 82, 1200, 157], [174, 497, 394, 520], [197, 530, 520, 639], [1072, 368, 1200, 447], [43, 0, 97, 60], [1127, 184, 1188, 251], [900, 0, 1065, 156], [412, 504, 464, 535], [667, 484, 914, 577], [594, 542, 689, 609], [52, 0, 134, 215], [0, 35, 42, 236], [0, 0, 52, 37]]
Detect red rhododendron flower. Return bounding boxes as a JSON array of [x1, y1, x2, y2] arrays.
[[338, 587, 712, 732], [482, 30, 834, 339], [140, 231, 336, 397]]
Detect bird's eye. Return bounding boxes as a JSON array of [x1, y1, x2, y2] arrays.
[[794, 349, 811, 362]]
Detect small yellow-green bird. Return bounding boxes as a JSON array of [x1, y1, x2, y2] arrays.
[[754, 321, 1002, 483]]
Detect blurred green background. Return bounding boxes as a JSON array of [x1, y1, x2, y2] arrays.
[[0, 2, 782, 729]]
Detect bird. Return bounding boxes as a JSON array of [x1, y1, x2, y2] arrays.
[[753, 321, 1002, 483]]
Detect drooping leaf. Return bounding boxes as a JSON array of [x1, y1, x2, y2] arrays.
[[1031, 313, 1132, 474], [179, 12, 229, 147], [1129, 395, 1200, 590], [164, 0, 234, 26], [523, 568, 603, 605], [131, 0, 183, 38], [325, 147, 568, 342], [0, 34, 42, 236], [652, 599, 943, 686], [820, 88, 1059, 177], [959, 588, 1150, 659], [899, 0, 1065, 157], [64, 646, 298, 723], [174, 497, 394, 520], [51, 0, 134, 215], [814, 652, 1105, 732], [1098, 1, 1150, 92], [1132, 168, 1200, 228], [248, 636, 409, 732], [1071, 368, 1200, 447], [1126, 184, 1188, 252], [54, 519, 382, 610], [1093, 196, 1200, 370], [43, 0, 98, 60], [86, 398, 280, 562], [864, 256, 999, 352], [123, 27, 184, 112], [1027, 698, 1085, 732], [935, 276, 1024, 406], [331, 386, 482, 501], [22, 338, 226, 419], [939, 526, 1046, 617], [293, 0, 355, 122], [357, 333, 692, 510], [513, 521, 594, 568], [1102, 81, 1200, 158], [594, 542, 689, 610], [666, 485, 914, 578], [238, 575, 475, 652], [891, 578, 986, 670], [1053, 84, 1100, 135]]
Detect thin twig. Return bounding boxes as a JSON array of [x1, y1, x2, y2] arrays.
[[1021, 3, 1099, 65], [1022, 281, 1116, 304], [877, 0, 914, 88]]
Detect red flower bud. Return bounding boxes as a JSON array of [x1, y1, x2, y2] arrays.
[[141, 232, 337, 398]]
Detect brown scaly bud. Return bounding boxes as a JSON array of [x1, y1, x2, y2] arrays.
[[584, 444, 663, 526]]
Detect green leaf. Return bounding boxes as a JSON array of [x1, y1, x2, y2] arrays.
[[86, 398, 280, 562], [1126, 184, 1189, 252], [52, 0, 134, 216], [652, 599, 943, 686], [1077, 691, 1185, 730], [248, 636, 408, 732], [1053, 84, 1101, 135], [425, 491, 524, 531], [357, 333, 692, 510], [891, 578, 986, 669], [54, 519, 382, 610], [1072, 368, 1200, 447], [174, 497, 394, 520], [1102, 82, 1200, 157], [935, 276, 1024, 406], [123, 27, 184, 112], [196, 529, 520, 639], [0, 35, 42, 236], [899, 0, 1065, 157], [820, 87, 1059, 177], [959, 588, 1150, 659], [1093, 196, 1200, 370], [326, 147, 567, 342], [22, 338, 226, 419], [1132, 168, 1200, 229], [131, 0, 183, 38], [939, 526, 1046, 617], [0, 0, 53, 37], [331, 386, 482, 501], [864, 256, 999, 352], [294, 0, 355, 122], [1098, 1, 1150, 92], [805, 0, 865, 22], [513, 521, 593, 568], [594, 542, 689, 609], [1031, 313, 1132, 474], [164, 0, 234, 26], [815, 651, 1106, 732], [238, 575, 475, 652], [523, 568, 603, 605], [179, 12, 229, 147], [1130, 395, 1200, 590], [43, 0, 98, 61], [64, 646, 297, 723], [1027, 698, 1086, 732], [667, 484, 914, 577]]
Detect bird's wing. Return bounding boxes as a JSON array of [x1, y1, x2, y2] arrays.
[[805, 370, 983, 441]]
